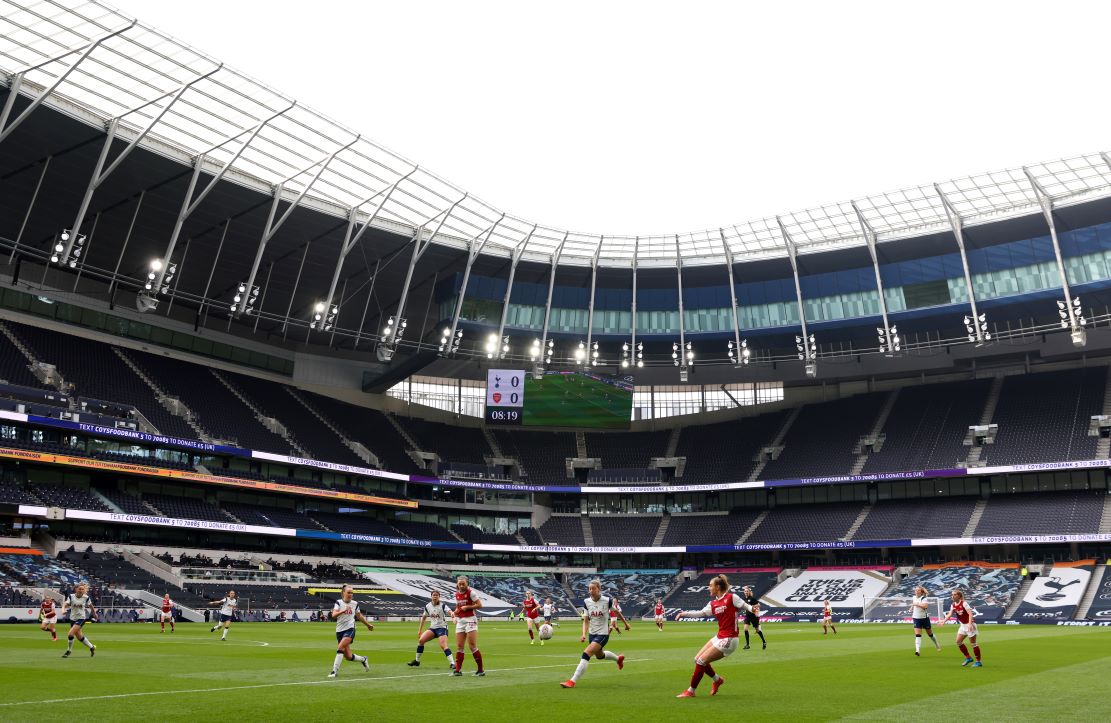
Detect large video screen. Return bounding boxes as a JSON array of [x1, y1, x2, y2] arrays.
[[485, 369, 632, 430]]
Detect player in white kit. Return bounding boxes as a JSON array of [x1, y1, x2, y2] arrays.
[[543, 597, 557, 626], [209, 590, 238, 640], [911, 585, 941, 656], [408, 590, 456, 668], [61, 582, 96, 658], [559, 579, 625, 688], [328, 584, 374, 678]]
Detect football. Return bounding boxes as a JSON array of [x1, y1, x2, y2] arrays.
[[538, 624, 553, 640]]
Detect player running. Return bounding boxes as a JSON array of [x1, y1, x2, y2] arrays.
[[39, 594, 58, 641], [608, 600, 631, 635], [61, 582, 96, 658], [674, 573, 754, 698], [911, 585, 941, 656], [543, 596, 557, 627], [654, 598, 666, 631], [520, 590, 544, 645], [209, 590, 238, 641], [453, 576, 485, 676], [328, 584, 374, 678], [559, 579, 625, 688], [941, 590, 982, 667], [740, 585, 766, 650], [408, 590, 455, 668], [821, 599, 837, 635], [160, 593, 175, 633]]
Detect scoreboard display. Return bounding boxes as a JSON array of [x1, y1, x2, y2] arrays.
[[484, 368, 525, 425]]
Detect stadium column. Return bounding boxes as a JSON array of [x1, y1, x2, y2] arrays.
[[674, 234, 688, 376], [539, 233, 570, 370], [777, 216, 814, 366], [852, 202, 894, 350], [237, 135, 360, 319], [446, 214, 507, 353], [934, 184, 985, 344], [631, 236, 638, 364], [585, 240, 601, 368], [496, 225, 537, 356], [62, 63, 224, 264], [154, 103, 295, 291], [718, 229, 743, 364], [0, 21, 136, 145], [1024, 167, 1083, 346]]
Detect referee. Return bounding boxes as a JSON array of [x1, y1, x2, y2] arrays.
[[741, 585, 766, 650]]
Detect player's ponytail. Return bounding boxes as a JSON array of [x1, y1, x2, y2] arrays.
[[711, 574, 730, 593]]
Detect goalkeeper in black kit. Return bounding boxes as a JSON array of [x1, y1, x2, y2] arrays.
[[741, 585, 766, 650]]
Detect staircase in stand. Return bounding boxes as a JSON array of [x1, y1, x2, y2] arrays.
[[736, 510, 769, 544], [1099, 493, 1111, 534], [483, 427, 503, 459], [575, 432, 588, 458], [1076, 565, 1107, 620], [0, 319, 65, 390], [581, 516, 594, 546], [386, 414, 422, 451], [665, 427, 682, 458], [747, 406, 802, 482], [1003, 579, 1035, 620], [210, 370, 308, 457], [844, 505, 873, 541], [962, 499, 988, 537], [851, 389, 900, 474], [1097, 365, 1111, 459], [113, 348, 211, 441], [652, 515, 671, 546], [964, 375, 1005, 467], [285, 388, 378, 466]]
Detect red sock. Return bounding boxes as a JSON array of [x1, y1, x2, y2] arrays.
[[972, 646, 981, 661], [473, 650, 484, 673], [161, 623, 164, 631], [958, 643, 970, 658], [529, 628, 534, 640], [170, 622, 174, 631], [454, 651, 464, 672], [704, 662, 717, 679], [690, 663, 707, 690]]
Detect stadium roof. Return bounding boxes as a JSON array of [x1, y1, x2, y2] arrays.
[[3, 0, 1111, 269]]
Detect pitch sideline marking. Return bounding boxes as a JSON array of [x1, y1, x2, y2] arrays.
[[0, 659, 654, 707]]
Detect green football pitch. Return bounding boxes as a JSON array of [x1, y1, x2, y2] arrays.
[[1, 622, 1109, 721], [524, 373, 632, 429]]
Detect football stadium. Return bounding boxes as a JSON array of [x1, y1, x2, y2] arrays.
[[1, 1, 1111, 720]]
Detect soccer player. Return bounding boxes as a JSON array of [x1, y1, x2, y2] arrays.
[[543, 596, 556, 627], [408, 590, 455, 668], [559, 579, 625, 688], [39, 594, 58, 641], [674, 573, 753, 698], [328, 584, 374, 678], [608, 600, 631, 635], [911, 585, 940, 656], [740, 585, 766, 650], [821, 599, 837, 635], [941, 590, 982, 667], [654, 598, 666, 631], [521, 590, 543, 644], [209, 590, 238, 641], [452, 576, 485, 676], [160, 593, 175, 633], [61, 582, 96, 658]]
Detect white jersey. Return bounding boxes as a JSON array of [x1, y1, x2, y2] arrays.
[[912, 595, 930, 620], [218, 597, 238, 616], [66, 593, 91, 621], [424, 601, 452, 629], [543, 603, 553, 617], [582, 595, 614, 636], [333, 599, 359, 632]]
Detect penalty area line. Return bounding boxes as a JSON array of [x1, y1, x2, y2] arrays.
[[0, 659, 653, 707]]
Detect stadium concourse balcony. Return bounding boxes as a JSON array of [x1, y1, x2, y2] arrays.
[[674, 412, 787, 485], [220, 372, 366, 467], [394, 417, 491, 467], [143, 493, 236, 524], [583, 430, 670, 469], [589, 516, 662, 547], [450, 523, 519, 545], [566, 572, 675, 616], [862, 379, 992, 473], [853, 497, 979, 541], [210, 466, 268, 481], [491, 429, 577, 484], [743, 502, 864, 544], [5, 322, 196, 439], [538, 515, 585, 546], [442, 462, 510, 481], [981, 368, 1106, 465], [661, 511, 763, 546], [91, 450, 193, 472], [127, 349, 291, 454], [760, 394, 887, 480], [297, 391, 420, 475], [586, 467, 663, 484], [974, 491, 1106, 536], [390, 519, 459, 542]]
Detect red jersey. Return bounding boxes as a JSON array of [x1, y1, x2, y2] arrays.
[[703, 593, 747, 639], [609, 609, 617, 619], [162, 599, 173, 613], [952, 599, 972, 624], [41, 599, 56, 617], [455, 587, 479, 619], [823, 605, 832, 618], [655, 604, 664, 615], [522, 597, 539, 618]]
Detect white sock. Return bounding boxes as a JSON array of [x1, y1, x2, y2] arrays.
[[81, 637, 94, 649], [414, 650, 423, 661], [67, 637, 75, 651], [221, 628, 228, 640], [930, 634, 940, 650], [915, 637, 921, 653], [356, 654, 367, 664], [571, 658, 589, 682], [603, 651, 619, 662], [333, 653, 343, 672]]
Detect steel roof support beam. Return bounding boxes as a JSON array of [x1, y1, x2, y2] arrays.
[[538, 233, 569, 370], [281, 239, 313, 339], [778, 217, 814, 368], [1024, 167, 1082, 345], [675, 235, 688, 378], [0, 21, 137, 145], [106, 190, 145, 307], [934, 184, 984, 344], [8, 155, 51, 263], [197, 219, 231, 330], [719, 229, 744, 365], [852, 202, 894, 352], [584, 240, 601, 368], [495, 225, 536, 356], [237, 136, 359, 317], [446, 214, 507, 350], [352, 258, 381, 349]]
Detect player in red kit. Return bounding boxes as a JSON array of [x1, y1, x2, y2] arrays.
[[160, 594, 175, 633], [674, 574, 753, 698], [39, 595, 58, 641], [452, 576, 485, 676], [941, 590, 982, 667], [654, 599, 665, 631], [520, 590, 543, 645]]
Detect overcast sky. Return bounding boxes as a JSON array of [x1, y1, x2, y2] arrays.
[[115, 0, 1111, 237]]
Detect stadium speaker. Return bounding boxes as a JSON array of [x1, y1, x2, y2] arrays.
[[135, 292, 159, 313], [376, 344, 395, 363]]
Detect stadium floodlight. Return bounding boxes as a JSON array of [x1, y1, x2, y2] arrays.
[[636, 342, 644, 369], [309, 300, 338, 331], [727, 339, 751, 367], [144, 258, 176, 294], [672, 342, 680, 367], [52, 230, 85, 266], [530, 338, 542, 362], [877, 325, 901, 355], [484, 333, 509, 360], [438, 327, 463, 357], [964, 313, 991, 345], [230, 283, 260, 315], [574, 340, 586, 364], [1061, 297, 1087, 347]]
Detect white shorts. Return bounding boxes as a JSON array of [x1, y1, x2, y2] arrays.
[[958, 622, 978, 638], [161, 612, 173, 621], [456, 618, 478, 634], [710, 636, 740, 657], [655, 615, 664, 622]]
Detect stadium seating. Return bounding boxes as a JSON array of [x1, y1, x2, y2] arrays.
[[519, 527, 544, 546], [589, 516, 662, 546], [30, 484, 110, 512], [584, 430, 670, 468], [873, 564, 1022, 621], [760, 394, 887, 479], [744, 502, 864, 544], [0, 482, 39, 505], [308, 512, 400, 537], [674, 412, 787, 485], [395, 417, 491, 466], [974, 491, 1105, 536], [297, 391, 421, 474], [566, 572, 675, 616], [143, 494, 236, 523], [663, 571, 778, 613], [661, 511, 763, 546], [450, 523, 520, 545], [462, 573, 576, 613], [98, 487, 158, 515], [0, 553, 85, 587], [587, 467, 663, 484], [185, 583, 323, 609], [0, 328, 42, 389], [390, 519, 459, 542], [220, 502, 326, 530], [538, 516, 585, 546], [491, 429, 577, 483], [853, 497, 978, 540]]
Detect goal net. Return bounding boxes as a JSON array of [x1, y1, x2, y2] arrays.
[[863, 596, 943, 623]]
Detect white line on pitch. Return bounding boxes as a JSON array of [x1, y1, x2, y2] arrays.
[[0, 659, 654, 707]]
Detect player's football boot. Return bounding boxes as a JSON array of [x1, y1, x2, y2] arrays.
[[762, 642, 767, 650], [89, 646, 95, 657], [61, 650, 70, 658], [971, 661, 982, 668], [407, 660, 420, 667], [361, 657, 370, 671], [711, 676, 725, 696], [451, 670, 462, 676], [961, 658, 974, 666], [560, 680, 576, 688], [328, 671, 337, 678], [743, 644, 750, 650], [616, 655, 625, 670], [474, 670, 485, 677], [676, 690, 695, 698]]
